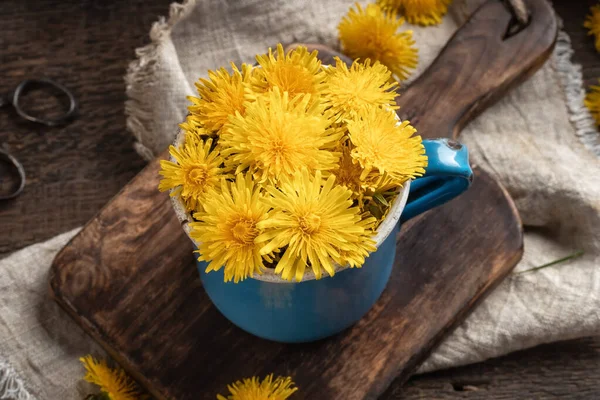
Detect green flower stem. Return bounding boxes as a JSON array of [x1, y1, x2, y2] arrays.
[[515, 250, 585, 275]]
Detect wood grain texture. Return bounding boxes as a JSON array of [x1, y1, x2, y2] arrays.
[[0, 0, 596, 397], [0, 0, 168, 256], [47, 1, 567, 397], [397, 0, 557, 138], [399, 1, 600, 397], [391, 336, 600, 399], [50, 156, 522, 400]]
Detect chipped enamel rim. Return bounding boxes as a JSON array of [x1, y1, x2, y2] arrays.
[[170, 113, 410, 283]]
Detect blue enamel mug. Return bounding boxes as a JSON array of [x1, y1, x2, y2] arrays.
[[172, 138, 473, 343]]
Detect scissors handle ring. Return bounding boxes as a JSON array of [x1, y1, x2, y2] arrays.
[[12, 78, 78, 127], [0, 148, 26, 200]]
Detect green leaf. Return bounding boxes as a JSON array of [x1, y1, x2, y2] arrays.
[[373, 192, 389, 206], [367, 203, 383, 220]]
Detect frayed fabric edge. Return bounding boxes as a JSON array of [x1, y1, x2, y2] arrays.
[[553, 30, 600, 157], [124, 0, 197, 161], [125, 2, 600, 160], [0, 360, 34, 400]]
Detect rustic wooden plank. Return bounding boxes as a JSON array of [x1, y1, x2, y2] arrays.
[[0, 0, 171, 256], [48, 1, 569, 398], [392, 0, 600, 398], [555, 0, 600, 89], [0, 0, 596, 397], [397, 0, 557, 138], [388, 337, 600, 399], [49, 153, 523, 400]]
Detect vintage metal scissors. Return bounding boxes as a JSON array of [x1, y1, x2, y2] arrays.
[[0, 78, 78, 200]]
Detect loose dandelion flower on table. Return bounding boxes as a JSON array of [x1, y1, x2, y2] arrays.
[[323, 57, 398, 122], [584, 80, 600, 126], [256, 169, 377, 281], [338, 3, 418, 81], [348, 106, 427, 184], [80, 355, 145, 400], [190, 173, 273, 283], [217, 374, 297, 400], [250, 44, 326, 100], [158, 137, 228, 212], [221, 87, 341, 183], [377, 0, 452, 26], [187, 62, 253, 134], [585, 5, 600, 53]]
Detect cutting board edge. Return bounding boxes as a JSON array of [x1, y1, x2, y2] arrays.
[[367, 172, 524, 398], [380, 246, 523, 396], [49, 275, 170, 400], [48, 151, 172, 399], [48, 165, 524, 400]]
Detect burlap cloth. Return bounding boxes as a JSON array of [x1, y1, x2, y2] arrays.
[[1, 0, 599, 399]]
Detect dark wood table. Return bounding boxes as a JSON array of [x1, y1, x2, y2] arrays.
[[1, 0, 598, 398]]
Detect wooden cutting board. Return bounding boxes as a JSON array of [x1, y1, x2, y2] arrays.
[[49, 1, 556, 399]]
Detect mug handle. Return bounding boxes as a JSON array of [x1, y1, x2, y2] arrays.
[[400, 139, 473, 223]]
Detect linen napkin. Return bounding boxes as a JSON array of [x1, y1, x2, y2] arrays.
[[0, 229, 103, 400], [1, 1, 598, 399]]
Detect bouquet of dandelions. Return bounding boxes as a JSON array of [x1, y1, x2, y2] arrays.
[[158, 44, 428, 283]]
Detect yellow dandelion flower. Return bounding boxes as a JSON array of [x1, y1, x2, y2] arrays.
[[333, 143, 363, 196], [250, 44, 326, 99], [585, 81, 600, 126], [334, 143, 402, 220], [585, 5, 600, 52], [221, 87, 341, 182], [217, 374, 297, 400], [80, 356, 144, 400], [190, 173, 272, 283], [361, 172, 402, 222], [368, 172, 401, 195], [323, 57, 398, 121], [331, 215, 377, 268], [158, 137, 226, 212], [188, 62, 253, 133], [257, 169, 377, 281], [347, 107, 427, 183], [179, 115, 210, 145], [338, 3, 418, 81], [378, 0, 452, 26]]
